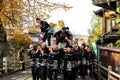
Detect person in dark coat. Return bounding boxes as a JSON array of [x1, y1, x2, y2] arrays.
[[86, 47, 96, 78], [78, 44, 89, 80], [73, 45, 81, 78], [38, 42, 50, 80], [36, 18, 54, 46], [28, 44, 40, 80], [18, 47, 25, 70], [62, 46, 76, 80], [47, 45, 60, 80], [54, 27, 73, 47]]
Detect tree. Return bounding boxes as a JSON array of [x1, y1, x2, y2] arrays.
[[0, 0, 72, 27], [0, 0, 24, 27], [0, 0, 72, 48], [115, 7, 120, 26], [88, 14, 102, 47], [0, 19, 7, 42], [21, 0, 72, 26], [49, 22, 57, 28], [57, 20, 65, 27]]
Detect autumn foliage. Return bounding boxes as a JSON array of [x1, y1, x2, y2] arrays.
[[0, 0, 23, 27], [0, 0, 72, 50], [10, 31, 32, 50]]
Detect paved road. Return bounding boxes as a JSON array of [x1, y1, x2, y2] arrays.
[[0, 68, 95, 80], [0, 69, 32, 80]]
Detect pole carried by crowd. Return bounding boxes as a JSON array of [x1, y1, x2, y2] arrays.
[[27, 18, 96, 80]]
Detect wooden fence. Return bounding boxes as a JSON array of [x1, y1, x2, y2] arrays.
[[93, 62, 120, 80], [0, 53, 31, 76]]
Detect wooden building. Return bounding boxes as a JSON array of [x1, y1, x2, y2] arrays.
[[93, 0, 120, 46], [92, 0, 120, 72]]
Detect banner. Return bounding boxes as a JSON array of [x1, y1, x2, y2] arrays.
[[92, 42, 98, 56], [92, 42, 101, 61]]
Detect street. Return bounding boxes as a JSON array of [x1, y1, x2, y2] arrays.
[[0, 68, 94, 80]]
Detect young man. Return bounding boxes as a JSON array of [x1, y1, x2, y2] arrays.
[[38, 42, 50, 80], [28, 44, 40, 80], [36, 18, 54, 46], [54, 27, 73, 47], [86, 47, 96, 78], [62, 46, 76, 80], [18, 47, 25, 70], [47, 45, 60, 80], [78, 44, 88, 80]]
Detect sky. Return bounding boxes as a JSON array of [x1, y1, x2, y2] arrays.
[[47, 0, 101, 35]]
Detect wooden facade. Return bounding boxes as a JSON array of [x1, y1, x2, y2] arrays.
[[92, 0, 120, 72], [93, 0, 120, 45], [99, 47, 120, 72]]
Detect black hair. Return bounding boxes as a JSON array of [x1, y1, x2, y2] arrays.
[[62, 27, 66, 30], [86, 45, 89, 48], [36, 18, 41, 21], [81, 43, 86, 47], [67, 45, 73, 48], [66, 27, 69, 30]]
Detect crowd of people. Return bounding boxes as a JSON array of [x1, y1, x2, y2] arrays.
[[27, 18, 96, 80], [28, 42, 96, 80]]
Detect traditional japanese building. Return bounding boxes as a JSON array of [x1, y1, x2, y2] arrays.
[[93, 0, 120, 46], [92, 0, 120, 72]]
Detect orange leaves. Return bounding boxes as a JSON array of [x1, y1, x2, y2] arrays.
[[28, 0, 72, 21], [49, 22, 57, 28], [16, 9, 23, 13], [0, 0, 24, 27], [0, 0, 72, 29], [11, 30, 32, 49], [57, 20, 65, 27], [5, 7, 12, 12], [62, 4, 73, 11], [11, 1, 17, 6], [1, 2, 6, 8]]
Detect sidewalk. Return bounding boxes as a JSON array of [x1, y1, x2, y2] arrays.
[[0, 69, 32, 80]]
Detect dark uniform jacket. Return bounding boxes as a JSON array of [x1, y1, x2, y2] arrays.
[[54, 30, 73, 41], [40, 21, 52, 33], [79, 49, 88, 65], [47, 51, 60, 64], [88, 51, 96, 64], [28, 49, 38, 59], [63, 51, 76, 71]]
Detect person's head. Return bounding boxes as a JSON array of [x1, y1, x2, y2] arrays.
[[52, 45, 58, 51], [87, 47, 91, 52], [65, 27, 69, 31], [20, 46, 25, 52], [37, 44, 41, 50], [36, 18, 42, 24], [74, 45, 79, 51], [41, 42, 46, 49], [61, 27, 66, 33], [67, 46, 73, 52], [29, 44, 34, 50], [81, 43, 86, 50], [85, 45, 89, 50]]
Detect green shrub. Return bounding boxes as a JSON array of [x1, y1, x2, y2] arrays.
[[115, 39, 120, 48], [115, 30, 120, 35]]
